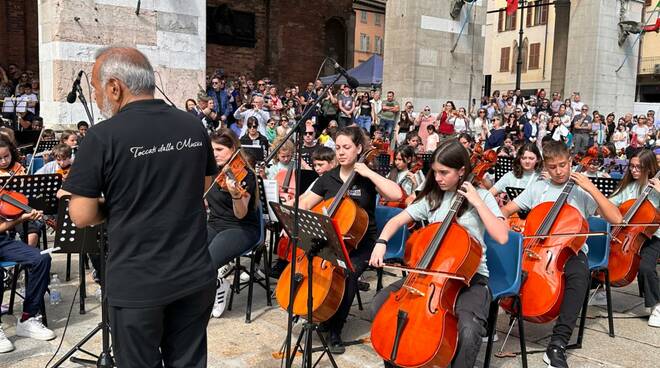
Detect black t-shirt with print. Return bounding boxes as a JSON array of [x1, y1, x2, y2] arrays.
[[300, 143, 319, 168], [310, 166, 377, 249], [207, 169, 260, 233], [63, 99, 218, 308]]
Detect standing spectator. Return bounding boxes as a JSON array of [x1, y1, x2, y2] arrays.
[[193, 94, 219, 132], [514, 108, 528, 140], [19, 84, 38, 115], [415, 106, 436, 147], [648, 109, 660, 130], [370, 90, 383, 128], [438, 101, 456, 138], [485, 116, 506, 149], [502, 97, 515, 118], [185, 99, 197, 114], [265, 118, 277, 144], [379, 91, 400, 140], [207, 76, 232, 125], [453, 107, 469, 134], [234, 95, 270, 137], [572, 105, 592, 154], [77, 121, 89, 139], [631, 115, 650, 148], [355, 92, 375, 133], [425, 125, 440, 152], [276, 116, 292, 138], [0, 67, 12, 100], [591, 113, 606, 146], [14, 72, 30, 96], [524, 113, 539, 143], [300, 124, 319, 167], [550, 92, 562, 114], [570, 92, 584, 116], [265, 86, 283, 121], [605, 113, 616, 142], [612, 123, 628, 155], [337, 85, 355, 128], [239, 116, 270, 155], [319, 88, 338, 134], [395, 106, 414, 145]]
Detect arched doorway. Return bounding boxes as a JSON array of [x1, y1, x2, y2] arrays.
[[324, 17, 347, 76]]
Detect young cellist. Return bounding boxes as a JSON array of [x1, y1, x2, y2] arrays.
[[386, 145, 425, 197], [369, 139, 509, 368], [607, 149, 660, 327], [501, 141, 623, 368], [489, 143, 544, 197], [298, 126, 401, 353]]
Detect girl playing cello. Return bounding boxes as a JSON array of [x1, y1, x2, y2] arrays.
[[489, 143, 544, 197], [607, 149, 660, 327], [386, 145, 425, 198], [298, 126, 401, 353], [369, 139, 509, 368]]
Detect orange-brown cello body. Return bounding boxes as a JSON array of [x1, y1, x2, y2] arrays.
[[601, 199, 660, 287], [274, 197, 368, 322], [276, 166, 296, 203], [502, 202, 588, 323], [370, 222, 482, 367]]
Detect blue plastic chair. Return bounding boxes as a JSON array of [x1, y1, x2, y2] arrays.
[[570, 216, 614, 350], [374, 205, 410, 291], [227, 203, 270, 323], [483, 231, 527, 368]]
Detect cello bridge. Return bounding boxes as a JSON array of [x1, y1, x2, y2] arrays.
[[402, 285, 425, 297]]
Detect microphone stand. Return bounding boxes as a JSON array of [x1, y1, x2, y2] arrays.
[[72, 80, 95, 126], [263, 62, 342, 368]]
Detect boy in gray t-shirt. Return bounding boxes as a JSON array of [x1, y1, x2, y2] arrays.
[[501, 141, 622, 368]]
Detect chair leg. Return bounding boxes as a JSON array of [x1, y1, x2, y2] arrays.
[[66, 253, 71, 281], [40, 296, 47, 327], [246, 253, 257, 323], [263, 247, 272, 307], [228, 258, 240, 312], [8, 266, 20, 314], [603, 269, 615, 338], [41, 229, 48, 251], [483, 300, 499, 368], [356, 287, 363, 311], [515, 296, 528, 368], [376, 268, 384, 292]]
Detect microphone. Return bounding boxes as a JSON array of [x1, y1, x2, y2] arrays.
[[66, 70, 84, 104], [331, 59, 360, 89]]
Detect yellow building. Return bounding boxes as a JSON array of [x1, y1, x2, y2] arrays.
[[637, 0, 660, 102], [484, 0, 554, 95], [353, 0, 386, 67]]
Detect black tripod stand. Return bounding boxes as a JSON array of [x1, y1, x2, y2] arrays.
[[52, 196, 113, 367], [270, 203, 353, 368]]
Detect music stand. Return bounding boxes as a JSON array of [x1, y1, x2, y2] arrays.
[[495, 157, 514, 182], [373, 153, 391, 177], [270, 202, 353, 368], [242, 145, 265, 163], [588, 177, 621, 197], [505, 186, 530, 219], [416, 153, 433, 175], [33, 139, 60, 156], [52, 196, 113, 367]]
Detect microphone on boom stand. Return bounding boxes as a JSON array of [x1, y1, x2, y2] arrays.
[[66, 70, 95, 126], [330, 59, 360, 89]]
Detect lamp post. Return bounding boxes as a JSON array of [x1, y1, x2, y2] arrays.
[[515, 0, 525, 90]]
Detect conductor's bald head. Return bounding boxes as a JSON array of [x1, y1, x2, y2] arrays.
[[92, 47, 156, 119]]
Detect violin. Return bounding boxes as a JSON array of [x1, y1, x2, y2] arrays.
[[275, 148, 378, 322], [471, 149, 497, 184], [501, 159, 591, 323], [602, 171, 660, 287], [371, 174, 482, 367], [379, 160, 424, 209], [207, 150, 251, 198], [0, 189, 35, 220], [56, 166, 71, 180], [276, 164, 296, 203], [0, 163, 27, 177]]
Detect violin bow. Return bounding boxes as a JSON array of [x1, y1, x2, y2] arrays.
[[26, 128, 45, 175], [380, 263, 467, 282]]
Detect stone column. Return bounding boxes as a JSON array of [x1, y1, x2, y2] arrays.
[[563, 0, 643, 116], [549, 0, 570, 97], [382, 0, 486, 111], [38, 0, 206, 127]]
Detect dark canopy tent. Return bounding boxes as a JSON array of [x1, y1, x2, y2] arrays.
[[320, 55, 383, 87]]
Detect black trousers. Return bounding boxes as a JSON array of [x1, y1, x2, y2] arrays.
[[108, 285, 215, 368], [206, 225, 259, 270], [551, 251, 590, 347], [325, 242, 373, 335], [639, 236, 660, 308], [372, 274, 491, 368]]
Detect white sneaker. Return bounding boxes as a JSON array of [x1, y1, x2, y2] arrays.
[[211, 278, 231, 318], [482, 332, 499, 343], [0, 326, 14, 353], [240, 269, 266, 283], [218, 263, 234, 279], [588, 290, 608, 306], [16, 315, 56, 341], [648, 305, 660, 328]]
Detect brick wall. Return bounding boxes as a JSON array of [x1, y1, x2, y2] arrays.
[[0, 0, 39, 73], [206, 0, 354, 87]]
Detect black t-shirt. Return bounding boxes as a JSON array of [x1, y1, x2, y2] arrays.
[[63, 99, 218, 308], [310, 166, 377, 249], [239, 133, 270, 155], [359, 101, 372, 117], [207, 169, 260, 233], [300, 144, 319, 168]]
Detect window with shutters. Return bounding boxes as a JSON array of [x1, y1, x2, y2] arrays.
[[505, 10, 517, 31], [526, 5, 533, 27], [500, 47, 510, 72], [375, 13, 382, 26], [529, 43, 540, 70], [498, 11, 504, 32], [361, 11, 368, 24], [536, 0, 549, 25], [375, 36, 383, 54], [360, 33, 370, 52]]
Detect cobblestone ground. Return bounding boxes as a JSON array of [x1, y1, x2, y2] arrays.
[[1, 253, 658, 368]]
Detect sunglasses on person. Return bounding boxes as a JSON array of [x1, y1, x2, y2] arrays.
[[305, 131, 315, 136], [258, 83, 265, 86], [424, 108, 430, 112], [248, 124, 258, 129]]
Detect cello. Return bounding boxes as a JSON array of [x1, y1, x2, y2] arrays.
[[379, 159, 424, 209], [274, 149, 377, 322], [501, 161, 590, 323], [370, 174, 483, 367], [602, 171, 660, 287], [276, 164, 296, 203]]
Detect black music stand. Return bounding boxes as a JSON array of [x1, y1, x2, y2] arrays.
[[416, 153, 433, 175], [588, 177, 621, 197], [270, 203, 353, 368], [373, 153, 391, 177], [52, 196, 113, 368], [494, 157, 514, 182], [32, 139, 60, 155], [505, 186, 529, 220]]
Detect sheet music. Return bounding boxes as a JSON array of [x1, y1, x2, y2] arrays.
[[263, 179, 279, 221]]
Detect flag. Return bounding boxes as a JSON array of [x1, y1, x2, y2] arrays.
[[506, 0, 518, 16]]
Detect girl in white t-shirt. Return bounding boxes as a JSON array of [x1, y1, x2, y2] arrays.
[[425, 124, 440, 153]]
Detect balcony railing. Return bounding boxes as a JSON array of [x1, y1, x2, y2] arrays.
[[639, 56, 660, 75]]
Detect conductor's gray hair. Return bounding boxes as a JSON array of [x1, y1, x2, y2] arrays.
[[94, 47, 155, 95]]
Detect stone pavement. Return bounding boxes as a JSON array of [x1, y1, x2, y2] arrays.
[[1, 254, 658, 368]]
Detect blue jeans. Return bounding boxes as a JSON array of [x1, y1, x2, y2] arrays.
[[380, 119, 395, 140], [355, 115, 372, 133], [0, 234, 51, 315]]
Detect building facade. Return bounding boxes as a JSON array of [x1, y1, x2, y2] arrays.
[[353, 0, 386, 67], [637, 0, 660, 102]]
